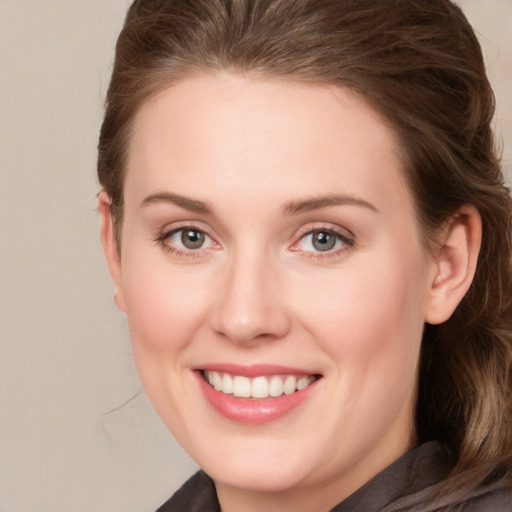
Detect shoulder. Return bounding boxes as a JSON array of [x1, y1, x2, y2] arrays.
[[390, 475, 512, 512], [443, 480, 512, 512], [332, 442, 512, 512], [155, 471, 220, 512]]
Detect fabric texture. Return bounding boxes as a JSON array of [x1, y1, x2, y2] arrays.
[[155, 442, 512, 511]]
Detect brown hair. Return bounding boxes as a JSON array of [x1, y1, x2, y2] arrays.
[[98, 0, 512, 492]]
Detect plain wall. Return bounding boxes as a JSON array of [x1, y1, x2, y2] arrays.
[[0, 1, 510, 511]]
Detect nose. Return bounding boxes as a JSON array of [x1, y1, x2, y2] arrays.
[[210, 249, 291, 345]]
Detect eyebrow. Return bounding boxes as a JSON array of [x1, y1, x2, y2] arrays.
[[283, 194, 378, 215], [140, 191, 377, 216], [140, 192, 212, 214]]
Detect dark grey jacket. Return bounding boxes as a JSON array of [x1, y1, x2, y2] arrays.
[[156, 442, 512, 511]]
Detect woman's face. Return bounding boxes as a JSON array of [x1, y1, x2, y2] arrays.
[[106, 74, 440, 506]]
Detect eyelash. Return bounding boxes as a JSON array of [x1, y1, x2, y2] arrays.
[[290, 225, 355, 259], [154, 224, 355, 259], [154, 223, 217, 257]]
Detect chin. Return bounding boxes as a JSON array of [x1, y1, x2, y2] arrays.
[[179, 429, 318, 492], [204, 456, 312, 493]]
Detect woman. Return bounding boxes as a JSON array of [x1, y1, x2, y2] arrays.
[[97, 0, 512, 510]]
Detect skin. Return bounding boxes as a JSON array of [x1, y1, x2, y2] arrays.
[[99, 74, 481, 512]]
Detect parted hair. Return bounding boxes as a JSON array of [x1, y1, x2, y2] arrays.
[[98, 0, 512, 493]]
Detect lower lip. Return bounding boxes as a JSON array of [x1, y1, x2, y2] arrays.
[[195, 372, 318, 424]]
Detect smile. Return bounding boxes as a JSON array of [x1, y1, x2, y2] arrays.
[[202, 370, 316, 399], [196, 366, 321, 424]]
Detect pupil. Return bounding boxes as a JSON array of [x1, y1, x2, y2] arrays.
[[181, 230, 205, 249], [313, 231, 336, 251]]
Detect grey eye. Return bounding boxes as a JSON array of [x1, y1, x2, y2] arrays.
[[311, 230, 337, 251], [180, 229, 206, 249], [159, 226, 215, 254]]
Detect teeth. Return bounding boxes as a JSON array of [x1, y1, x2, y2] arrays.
[[284, 375, 296, 395], [269, 375, 284, 397], [251, 376, 269, 399], [233, 376, 251, 398], [222, 373, 233, 394], [297, 376, 310, 391], [213, 372, 223, 391], [203, 371, 315, 398]]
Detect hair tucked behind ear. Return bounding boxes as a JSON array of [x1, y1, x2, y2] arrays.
[[98, 0, 512, 492]]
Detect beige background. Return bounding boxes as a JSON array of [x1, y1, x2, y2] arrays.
[[0, 1, 510, 511]]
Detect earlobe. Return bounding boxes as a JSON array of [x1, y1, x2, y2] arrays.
[[98, 190, 126, 312], [425, 205, 482, 325]]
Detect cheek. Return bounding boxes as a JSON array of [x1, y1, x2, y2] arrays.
[[296, 248, 428, 380], [119, 255, 214, 423], [120, 248, 211, 361]]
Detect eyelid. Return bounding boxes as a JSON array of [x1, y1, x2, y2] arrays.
[[289, 222, 356, 257], [153, 220, 355, 258], [292, 222, 355, 241], [154, 220, 215, 240], [154, 221, 220, 254]]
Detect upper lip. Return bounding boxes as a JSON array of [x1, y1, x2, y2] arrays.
[[195, 363, 319, 378]]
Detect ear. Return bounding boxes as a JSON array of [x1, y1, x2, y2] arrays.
[[98, 190, 126, 312], [424, 205, 482, 325]]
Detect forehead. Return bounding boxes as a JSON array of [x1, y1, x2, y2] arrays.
[[125, 74, 412, 215]]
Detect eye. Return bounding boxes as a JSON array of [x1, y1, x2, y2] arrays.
[[292, 228, 354, 256], [157, 227, 215, 253], [306, 230, 338, 252], [176, 228, 207, 249]]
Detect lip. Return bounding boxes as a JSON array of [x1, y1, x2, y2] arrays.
[[198, 363, 315, 378], [193, 364, 320, 425]]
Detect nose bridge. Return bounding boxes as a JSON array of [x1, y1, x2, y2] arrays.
[[212, 243, 290, 344]]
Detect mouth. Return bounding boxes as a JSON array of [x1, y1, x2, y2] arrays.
[[202, 370, 318, 399], [195, 364, 321, 423]]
